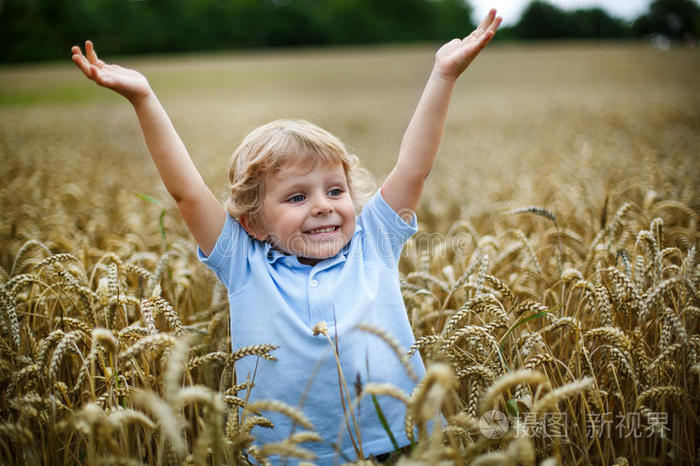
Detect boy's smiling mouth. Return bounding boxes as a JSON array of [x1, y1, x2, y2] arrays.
[[304, 225, 339, 235]]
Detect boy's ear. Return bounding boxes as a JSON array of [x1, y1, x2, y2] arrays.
[[239, 214, 267, 241]]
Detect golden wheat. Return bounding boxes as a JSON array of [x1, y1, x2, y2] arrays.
[[1, 42, 698, 465]]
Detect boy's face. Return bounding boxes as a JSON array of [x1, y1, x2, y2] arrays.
[[248, 160, 356, 265]]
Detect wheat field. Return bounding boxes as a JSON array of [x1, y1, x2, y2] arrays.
[[0, 42, 698, 465]]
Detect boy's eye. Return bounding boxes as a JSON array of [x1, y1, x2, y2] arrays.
[[328, 188, 343, 196], [288, 194, 305, 203]]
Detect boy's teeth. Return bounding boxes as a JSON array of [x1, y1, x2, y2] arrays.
[[308, 226, 335, 234]]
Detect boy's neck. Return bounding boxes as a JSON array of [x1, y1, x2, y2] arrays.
[[297, 256, 322, 266]]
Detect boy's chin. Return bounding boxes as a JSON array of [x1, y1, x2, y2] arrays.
[[295, 244, 345, 261]]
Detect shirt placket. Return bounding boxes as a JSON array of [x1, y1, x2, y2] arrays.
[[306, 257, 344, 326], [307, 271, 322, 325]]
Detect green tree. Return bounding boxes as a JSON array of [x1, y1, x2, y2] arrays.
[[514, 1, 571, 39], [431, 0, 475, 40], [569, 8, 630, 38], [0, 0, 477, 63], [514, 0, 630, 39], [634, 0, 700, 40]]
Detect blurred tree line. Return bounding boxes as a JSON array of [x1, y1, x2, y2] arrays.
[[0, 0, 474, 62], [500, 0, 700, 41], [1, 0, 698, 63]]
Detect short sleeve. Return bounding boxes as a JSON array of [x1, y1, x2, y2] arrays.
[[357, 190, 418, 264], [197, 215, 252, 289]]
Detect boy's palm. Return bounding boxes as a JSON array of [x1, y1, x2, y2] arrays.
[[72, 41, 150, 104], [435, 9, 502, 80]]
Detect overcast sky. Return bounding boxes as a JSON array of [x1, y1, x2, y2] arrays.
[[471, 0, 653, 26]]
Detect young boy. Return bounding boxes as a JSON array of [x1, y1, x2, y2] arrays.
[[72, 10, 500, 463]]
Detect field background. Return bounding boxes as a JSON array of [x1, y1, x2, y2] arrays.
[[0, 43, 698, 464], [2, 42, 698, 227]]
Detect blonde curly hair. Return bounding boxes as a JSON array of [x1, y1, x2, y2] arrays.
[[226, 119, 374, 228]]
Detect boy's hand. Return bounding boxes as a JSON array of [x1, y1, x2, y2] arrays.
[[434, 9, 501, 81], [71, 41, 151, 105]]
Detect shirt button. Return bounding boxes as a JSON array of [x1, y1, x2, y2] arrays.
[[310, 279, 319, 288]]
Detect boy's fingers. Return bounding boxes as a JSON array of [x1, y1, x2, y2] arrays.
[[71, 42, 110, 85], [478, 31, 494, 49], [468, 14, 501, 45], [73, 54, 101, 82], [476, 9, 496, 34], [71, 46, 87, 65], [84, 41, 107, 67], [464, 9, 495, 41], [479, 18, 501, 47], [86, 40, 100, 65], [89, 66, 103, 83], [490, 17, 503, 33], [72, 53, 90, 74]]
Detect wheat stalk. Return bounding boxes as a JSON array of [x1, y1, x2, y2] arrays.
[[246, 400, 314, 431], [355, 322, 418, 382]]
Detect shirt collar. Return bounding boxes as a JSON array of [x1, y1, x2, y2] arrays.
[[264, 222, 363, 267]]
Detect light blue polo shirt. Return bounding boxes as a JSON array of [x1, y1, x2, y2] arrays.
[[198, 191, 426, 463]]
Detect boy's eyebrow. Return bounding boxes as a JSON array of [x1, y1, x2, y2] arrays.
[[325, 176, 348, 186], [273, 173, 347, 191], [272, 177, 309, 191]]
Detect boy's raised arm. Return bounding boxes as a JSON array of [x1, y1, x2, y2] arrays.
[[72, 41, 225, 255], [380, 10, 501, 220]]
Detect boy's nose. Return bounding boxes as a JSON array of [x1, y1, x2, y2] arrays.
[[311, 196, 333, 216]]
